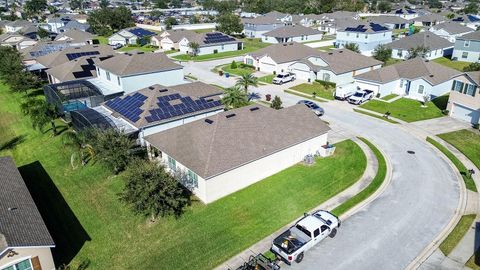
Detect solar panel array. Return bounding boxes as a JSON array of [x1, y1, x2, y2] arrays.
[[145, 93, 222, 123], [468, 15, 480, 22], [29, 43, 70, 58], [128, 28, 155, 38], [344, 25, 367, 32], [452, 17, 464, 22], [105, 93, 148, 123], [66, 51, 100, 61], [204, 32, 236, 44], [370, 23, 388, 32]]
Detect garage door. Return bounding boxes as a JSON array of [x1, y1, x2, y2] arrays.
[[291, 68, 311, 81], [452, 103, 480, 124], [259, 62, 276, 73]]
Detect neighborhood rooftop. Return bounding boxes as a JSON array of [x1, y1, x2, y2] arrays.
[[299, 49, 383, 74], [36, 44, 114, 69], [340, 22, 390, 33], [94, 52, 182, 76], [456, 30, 480, 41], [0, 156, 55, 252], [431, 21, 472, 35], [249, 42, 321, 63], [145, 104, 330, 179], [263, 25, 322, 38], [388, 31, 453, 50]]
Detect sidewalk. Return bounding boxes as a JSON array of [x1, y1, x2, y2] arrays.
[[214, 138, 387, 270]]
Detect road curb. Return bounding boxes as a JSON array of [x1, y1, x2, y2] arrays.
[[405, 136, 468, 269]]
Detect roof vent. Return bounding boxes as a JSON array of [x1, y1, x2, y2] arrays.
[[205, 119, 214, 124], [283, 43, 287, 46], [148, 86, 155, 90], [137, 51, 145, 54], [225, 113, 236, 118], [8, 207, 17, 211], [429, 74, 434, 77], [250, 107, 259, 111], [159, 88, 168, 92], [339, 50, 343, 53], [328, 52, 333, 55]]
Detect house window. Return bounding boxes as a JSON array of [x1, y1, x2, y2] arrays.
[[365, 34, 368, 39], [418, 85, 424, 94], [453, 81, 464, 92], [465, 40, 470, 47], [322, 73, 331, 82], [400, 79, 404, 87], [2, 259, 33, 270], [462, 52, 468, 59], [356, 33, 359, 38], [117, 76, 121, 85], [168, 156, 177, 172], [466, 84, 477, 96], [106, 71, 111, 81], [187, 169, 198, 188], [97, 68, 101, 76], [221, 44, 224, 50], [397, 50, 403, 57], [347, 32, 350, 36]]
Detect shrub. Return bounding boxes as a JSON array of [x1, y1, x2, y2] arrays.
[[230, 60, 238, 69], [315, 79, 336, 88]]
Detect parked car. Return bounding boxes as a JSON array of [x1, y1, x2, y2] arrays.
[[272, 72, 296, 85], [334, 84, 357, 100], [347, 90, 374, 105], [297, 100, 324, 116], [271, 210, 340, 265], [111, 43, 123, 50]]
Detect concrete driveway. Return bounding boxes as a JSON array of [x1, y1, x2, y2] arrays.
[[186, 61, 461, 270]]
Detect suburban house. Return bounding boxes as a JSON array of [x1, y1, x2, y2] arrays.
[[35, 44, 114, 70], [447, 71, 480, 125], [0, 33, 37, 50], [367, 15, 409, 30], [388, 31, 454, 60], [354, 57, 462, 100], [178, 32, 243, 56], [287, 49, 383, 85], [144, 104, 331, 204], [54, 29, 95, 44], [5, 20, 33, 33], [261, 24, 323, 43], [20, 40, 89, 70], [429, 21, 474, 43], [0, 156, 55, 270], [151, 29, 197, 50], [242, 11, 292, 38], [317, 18, 358, 35], [413, 13, 446, 27], [108, 28, 156, 46], [452, 31, 480, 62], [71, 82, 224, 143], [391, 9, 419, 20], [243, 42, 321, 74], [45, 54, 114, 84], [44, 15, 88, 33], [92, 52, 185, 94], [292, 14, 323, 27], [451, 14, 480, 29], [57, 20, 90, 33], [335, 22, 392, 56]]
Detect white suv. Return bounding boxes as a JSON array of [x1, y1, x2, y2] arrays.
[[272, 72, 296, 85]]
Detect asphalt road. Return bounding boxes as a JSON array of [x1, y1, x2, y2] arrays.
[[181, 58, 461, 270]]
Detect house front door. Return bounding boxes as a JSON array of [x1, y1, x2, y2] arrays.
[[405, 81, 411, 95]]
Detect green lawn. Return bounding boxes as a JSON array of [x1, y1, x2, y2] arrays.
[[433, 57, 470, 71], [381, 94, 399, 101], [164, 49, 177, 54], [220, 61, 255, 76], [466, 248, 480, 269], [383, 58, 402, 67], [318, 45, 335, 51], [119, 45, 157, 53], [359, 96, 449, 122], [0, 81, 367, 270], [95, 36, 108, 45], [353, 109, 399, 124], [439, 214, 476, 256], [258, 74, 274, 84], [172, 38, 270, 61], [427, 137, 477, 192], [290, 82, 335, 100], [438, 129, 480, 169]]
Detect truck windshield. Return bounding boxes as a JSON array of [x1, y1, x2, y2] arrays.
[[295, 224, 311, 238], [353, 92, 363, 97]]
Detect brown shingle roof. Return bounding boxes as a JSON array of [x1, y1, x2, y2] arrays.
[[162, 29, 198, 43], [303, 49, 383, 74], [457, 31, 480, 41], [263, 25, 322, 38], [355, 57, 462, 85], [145, 104, 330, 179], [248, 42, 321, 63], [54, 29, 94, 43], [95, 52, 182, 76], [36, 44, 114, 68], [0, 157, 54, 251], [388, 31, 453, 50]]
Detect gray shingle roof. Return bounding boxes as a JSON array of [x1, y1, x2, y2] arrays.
[[248, 42, 321, 63], [457, 31, 480, 41], [36, 44, 114, 68], [54, 29, 94, 43], [367, 15, 409, 24], [388, 31, 453, 50], [145, 104, 330, 179], [301, 49, 383, 74], [431, 21, 473, 35], [0, 156, 54, 251], [94, 52, 182, 76], [355, 57, 462, 85], [161, 29, 198, 43], [414, 13, 446, 23], [339, 22, 391, 33], [263, 25, 322, 38]]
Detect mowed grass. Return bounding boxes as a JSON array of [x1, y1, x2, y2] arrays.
[[359, 96, 449, 122], [0, 82, 367, 270], [173, 38, 270, 61], [118, 45, 157, 53], [381, 94, 399, 101], [439, 214, 476, 256], [438, 129, 480, 169], [426, 137, 477, 192], [290, 82, 335, 100], [433, 57, 470, 71], [258, 74, 274, 84], [220, 61, 255, 76]]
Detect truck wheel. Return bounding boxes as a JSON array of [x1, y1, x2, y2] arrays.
[[295, 252, 304, 263], [329, 228, 337, 238]]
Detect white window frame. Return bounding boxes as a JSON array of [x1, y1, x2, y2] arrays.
[[1, 258, 33, 270], [106, 71, 111, 81], [418, 85, 425, 94], [464, 40, 470, 47], [462, 52, 468, 59]]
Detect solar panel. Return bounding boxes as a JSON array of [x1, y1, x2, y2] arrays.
[[66, 51, 100, 61], [128, 28, 155, 37], [105, 93, 147, 122]]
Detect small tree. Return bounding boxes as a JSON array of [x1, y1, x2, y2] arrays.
[[164, 17, 178, 30], [221, 86, 249, 109], [407, 45, 429, 59], [235, 73, 258, 93], [377, 1, 392, 12], [188, 42, 200, 56], [230, 60, 238, 69], [216, 13, 243, 35], [20, 98, 58, 136], [373, 44, 392, 63], [463, 62, 480, 72], [120, 159, 191, 221], [344, 42, 360, 53], [421, 93, 431, 107], [62, 130, 96, 168], [37, 27, 50, 39], [270, 95, 283, 110]]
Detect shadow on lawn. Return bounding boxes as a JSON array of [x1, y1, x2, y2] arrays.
[[431, 95, 449, 111], [19, 161, 90, 266], [0, 135, 26, 151]]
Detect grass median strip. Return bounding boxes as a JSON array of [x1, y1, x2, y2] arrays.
[[353, 109, 399, 124], [332, 137, 387, 216], [439, 214, 476, 256], [426, 137, 477, 192], [284, 89, 327, 102]]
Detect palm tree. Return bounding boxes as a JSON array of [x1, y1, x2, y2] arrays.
[[221, 86, 248, 109], [20, 98, 59, 136], [235, 73, 258, 93], [62, 130, 96, 168], [188, 42, 200, 56]]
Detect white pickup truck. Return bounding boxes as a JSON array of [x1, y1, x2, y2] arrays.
[[272, 72, 296, 85], [347, 90, 374, 105], [271, 210, 340, 265]]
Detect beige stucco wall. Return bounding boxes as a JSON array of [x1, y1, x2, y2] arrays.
[[447, 75, 480, 111], [0, 247, 55, 270]]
